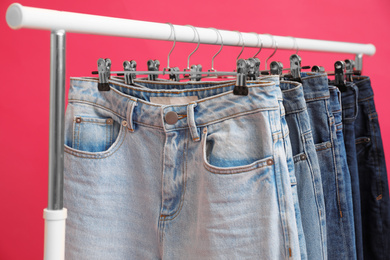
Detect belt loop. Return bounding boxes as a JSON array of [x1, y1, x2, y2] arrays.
[[337, 87, 343, 111], [352, 84, 359, 120], [126, 99, 138, 132], [187, 102, 200, 142]]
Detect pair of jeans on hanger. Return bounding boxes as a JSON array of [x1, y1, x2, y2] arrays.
[[63, 77, 302, 259], [341, 77, 390, 260]]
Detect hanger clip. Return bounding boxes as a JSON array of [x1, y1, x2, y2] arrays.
[[97, 58, 111, 91], [247, 58, 258, 80], [169, 67, 180, 81], [147, 60, 160, 81], [123, 60, 137, 85], [234, 59, 249, 96], [344, 59, 355, 81], [290, 54, 302, 81], [190, 64, 203, 81], [334, 60, 347, 92], [311, 65, 325, 73], [270, 61, 284, 75]]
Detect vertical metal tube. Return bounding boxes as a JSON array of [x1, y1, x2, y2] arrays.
[[355, 53, 363, 72], [48, 30, 66, 210]]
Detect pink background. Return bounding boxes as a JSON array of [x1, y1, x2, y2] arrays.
[[1, 0, 390, 258]]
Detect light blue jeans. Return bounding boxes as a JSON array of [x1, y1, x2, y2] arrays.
[[64, 78, 301, 259]]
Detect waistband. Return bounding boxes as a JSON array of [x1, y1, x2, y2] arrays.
[[353, 76, 374, 101], [279, 81, 307, 114], [69, 77, 280, 134], [300, 72, 330, 102]]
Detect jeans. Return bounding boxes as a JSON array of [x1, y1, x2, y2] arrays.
[[328, 85, 357, 258], [353, 76, 390, 260], [341, 83, 364, 260], [64, 78, 301, 259], [301, 73, 356, 259], [280, 80, 327, 260]]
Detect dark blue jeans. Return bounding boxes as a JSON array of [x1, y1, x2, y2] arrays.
[[353, 76, 390, 260], [280, 81, 327, 260], [341, 82, 364, 260], [301, 73, 356, 259]]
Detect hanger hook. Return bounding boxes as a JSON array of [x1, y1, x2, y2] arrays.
[[250, 33, 263, 58], [185, 25, 200, 70], [209, 27, 223, 71], [264, 34, 278, 70], [288, 36, 299, 54], [166, 23, 176, 69], [235, 31, 245, 61]]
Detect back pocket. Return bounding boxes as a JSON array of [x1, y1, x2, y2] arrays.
[[71, 116, 120, 153]]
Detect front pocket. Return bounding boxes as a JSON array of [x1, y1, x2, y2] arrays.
[[201, 112, 274, 175], [71, 115, 121, 153]]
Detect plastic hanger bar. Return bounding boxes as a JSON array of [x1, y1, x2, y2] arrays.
[[6, 3, 376, 55]]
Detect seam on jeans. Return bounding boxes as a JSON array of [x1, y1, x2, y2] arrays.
[[355, 137, 371, 145], [305, 95, 330, 102], [204, 156, 274, 174], [69, 100, 126, 119], [161, 130, 190, 221], [315, 141, 332, 152], [64, 125, 127, 159], [358, 95, 374, 102], [284, 107, 307, 116]]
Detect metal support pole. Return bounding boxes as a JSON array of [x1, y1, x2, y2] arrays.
[[43, 30, 67, 260], [355, 53, 363, 72], [48, 30, 66, 210]]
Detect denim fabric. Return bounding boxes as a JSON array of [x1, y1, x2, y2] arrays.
[[64, 78, 301, 259], [328, 85, 357, 257], [353, 76, 390, 260], [280, 81, 327, 260], [341, 83, 364, 260], [301, 73, 356, 259], [256, 76, 307, 260]]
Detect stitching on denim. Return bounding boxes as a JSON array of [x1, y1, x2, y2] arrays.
[[204, 156, 273, 174], [64, 125, 127, 159], [358, 95, 374, 102], [69, 99, 126, 119], [284, 107, 307, 116], [161, 130, 190, 221], [305, 95, 330, 102]]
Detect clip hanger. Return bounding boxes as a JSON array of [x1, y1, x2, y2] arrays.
[[184, 25, 202, 81], [123, 60, 137, 85], [270, 61, 283, 75], [311, 65, 325, 73], [97, 58, 111, 91], [147, 59, 160, 81], [290, 54, 302, 82], [334, 60, 347, 92], [234, 59, 249, 96], [344, 59, 355, 82]]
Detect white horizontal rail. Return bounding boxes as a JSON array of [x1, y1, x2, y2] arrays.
[[6, 3, 376, 55]]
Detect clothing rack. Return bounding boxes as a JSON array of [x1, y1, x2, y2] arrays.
[[5, 3, 376, 260]]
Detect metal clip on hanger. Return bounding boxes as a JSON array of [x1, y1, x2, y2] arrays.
[[289, 37, 302, 82], [334, 60, 347, 92], [147, 60, 160, 81], [234, 59, 249, 96], [251, 33, 263, 78], [311, 65, 325, 73], [270, 61, 283, 75], [344, 59, 355, 82], [123, 60, 137, 84], [97, 58, 111, 91], [246, 33, 262, 80]]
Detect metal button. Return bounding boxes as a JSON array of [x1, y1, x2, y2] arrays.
[[75, 117, 82, 123], [300, 154, 307, 160], [326, 142, 332, 148], [267, 159, 274, 166], [106, 118, 113, 124], [165, 111, 179, 125]]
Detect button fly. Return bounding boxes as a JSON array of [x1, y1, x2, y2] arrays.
[[165, 111, 179, 125]]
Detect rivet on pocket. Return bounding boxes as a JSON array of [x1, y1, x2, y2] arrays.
[[106, 118, 114, 124], [203, 128, 207, 134], [75, 117, 82, 123], [267, 159, 274, 166], [300, 154, 307, 160], [122, 121, 128, 127]]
